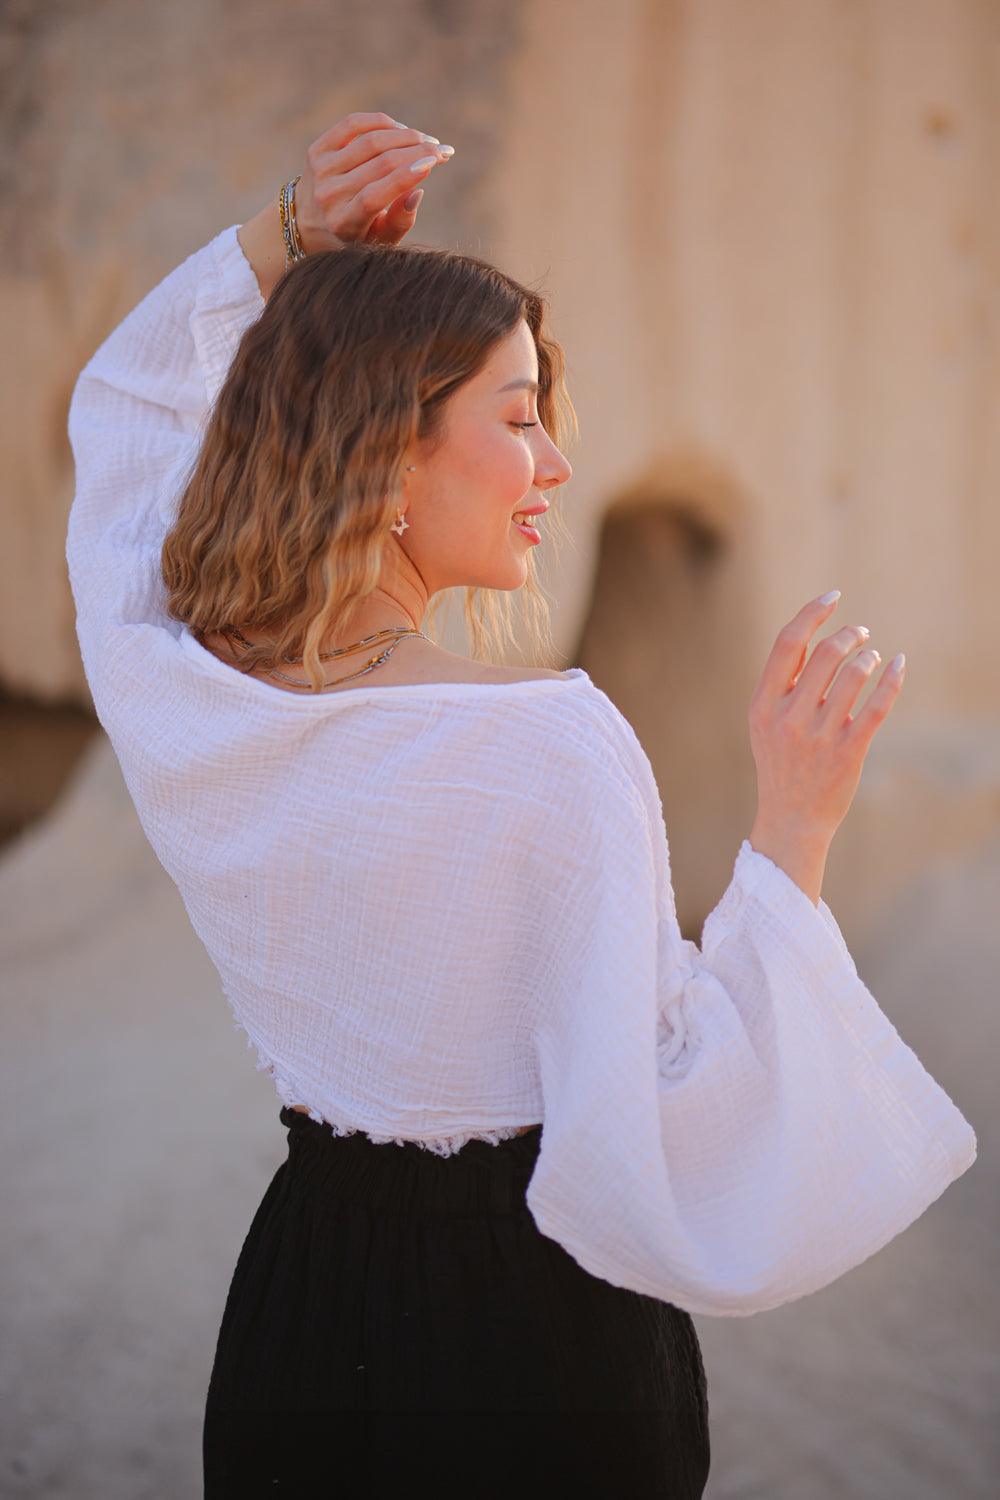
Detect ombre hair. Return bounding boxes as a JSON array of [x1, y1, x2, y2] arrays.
[[161, 239, 578, 693]]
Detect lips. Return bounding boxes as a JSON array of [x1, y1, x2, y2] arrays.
[[512, 516, 542, 542], [512, 501, 549, 522]]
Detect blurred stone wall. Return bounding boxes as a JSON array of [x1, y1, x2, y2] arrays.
[[2, 4, 998, 1495]]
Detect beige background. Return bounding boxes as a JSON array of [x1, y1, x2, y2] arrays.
[[1, 0, 997, 1494]]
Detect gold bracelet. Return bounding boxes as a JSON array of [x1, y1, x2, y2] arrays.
[[278, 175, 306, 268], [287, 175, 305, 261]]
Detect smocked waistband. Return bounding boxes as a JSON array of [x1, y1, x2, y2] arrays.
[[278, 1106, 544, 1218]]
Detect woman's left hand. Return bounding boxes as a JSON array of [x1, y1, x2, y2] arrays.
[[294, 111, 455, 253]]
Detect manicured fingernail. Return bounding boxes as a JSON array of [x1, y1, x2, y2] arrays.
[[410, 156, 438, 172], [419, 134, 440, 144], [392, 119, 408, 128], [890, 652, 906, 674], [818, 589, 841, 606], [403, 187, 423, 212], [437, 143, 455, 157]]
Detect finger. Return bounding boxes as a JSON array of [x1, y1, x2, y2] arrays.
[[307, 110, 401, 156], [840, 653, 906, 752], [326, 145, 450, 240], [310, 123, 440, 179], [378, 186, 424, 237], [817, 646, 882, 727], [788, 622, 873, 717], [750, 592, 843, 715], [364, 188, 424, 246]]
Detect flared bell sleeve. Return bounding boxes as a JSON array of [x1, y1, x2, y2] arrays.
[[65, 224, 263, 648], [524, 711, 977, 1318]]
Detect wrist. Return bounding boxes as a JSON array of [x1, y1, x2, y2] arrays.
[[747, 815, 833, 908], [237, 200, 288, 303], [749, 811, 834, 849]]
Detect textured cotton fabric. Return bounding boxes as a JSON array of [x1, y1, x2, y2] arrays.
[[203, 1106, 711, 1496], [65, 222, 977, 1318]]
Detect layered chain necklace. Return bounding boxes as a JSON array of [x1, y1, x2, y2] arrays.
[[221, 623, 432, 690]]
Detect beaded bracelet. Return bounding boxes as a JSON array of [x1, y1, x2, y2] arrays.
[[278, 175, 307, 267]]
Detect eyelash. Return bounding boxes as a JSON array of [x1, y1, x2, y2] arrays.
[[512, 422, 538, 431]]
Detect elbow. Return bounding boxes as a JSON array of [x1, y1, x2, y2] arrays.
[[66, 364, 104, 455], [686, 1268, 801, 1319]]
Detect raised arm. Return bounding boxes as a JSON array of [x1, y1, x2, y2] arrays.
[[523, 709, 977, 1317], [65, 223, 266, 654], [517, 603, 972, 1316], [65, 110, 453, 651]]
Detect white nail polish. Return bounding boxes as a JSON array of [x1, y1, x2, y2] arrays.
[[410, 156, 438, 172]]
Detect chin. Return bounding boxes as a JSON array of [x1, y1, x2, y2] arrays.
[[503, 553, 533, 587], [471, 559, 528, 592]]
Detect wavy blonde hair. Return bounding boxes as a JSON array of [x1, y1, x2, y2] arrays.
[[161, 239, 578, 692]]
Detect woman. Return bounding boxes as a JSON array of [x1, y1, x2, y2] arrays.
[[65, 112, 976, 1497]]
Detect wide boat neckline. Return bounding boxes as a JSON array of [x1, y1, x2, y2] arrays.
[[179, 624, 590, 709]]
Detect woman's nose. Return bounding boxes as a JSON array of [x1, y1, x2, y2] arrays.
[[538, 444, 572, 489], [539, 450, 569, 486]]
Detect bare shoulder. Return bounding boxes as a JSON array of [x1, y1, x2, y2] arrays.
[[391, 640, 569, 686], [484, 663, 569, 684]]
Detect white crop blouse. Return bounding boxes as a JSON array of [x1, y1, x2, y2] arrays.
[[65, 222, 977, 1317]]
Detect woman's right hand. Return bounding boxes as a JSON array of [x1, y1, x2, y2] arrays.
[[747, 593, 906, 841], [294, 111, 456, 253]]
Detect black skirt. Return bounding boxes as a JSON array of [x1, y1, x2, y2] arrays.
[[203, 1105, 711, 1498]]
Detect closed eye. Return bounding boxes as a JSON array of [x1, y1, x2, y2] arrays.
[[511, 422, 538, 431]]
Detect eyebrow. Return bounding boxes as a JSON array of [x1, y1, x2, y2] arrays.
[[497, 379, 539, 393]]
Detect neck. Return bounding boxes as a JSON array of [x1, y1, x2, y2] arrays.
[[330, 549, 430, 646], [232, 541, 432, 655], [235, 590, 428, 657], [350, 587, 423, 636]]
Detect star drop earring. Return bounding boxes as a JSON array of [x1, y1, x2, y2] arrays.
[[390, 465, 417, 535]]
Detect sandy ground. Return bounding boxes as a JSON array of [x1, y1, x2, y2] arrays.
[[2, 734, 997, 1498]]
